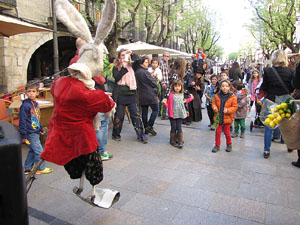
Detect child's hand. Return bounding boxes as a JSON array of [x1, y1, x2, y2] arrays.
[[162, 99, 167, 105], [213, 108, 218, 113], [191, 81, 196, 86], [195, 85, 201, 90], [224, 108, 228, 113], [40, 131, 45, 135], [190, 94, 194, 100]]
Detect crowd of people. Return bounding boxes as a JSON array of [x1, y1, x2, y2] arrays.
[[20, 43, 300, 178]]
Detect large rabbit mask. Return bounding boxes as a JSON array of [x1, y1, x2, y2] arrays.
[[55, 0, 116, 86]]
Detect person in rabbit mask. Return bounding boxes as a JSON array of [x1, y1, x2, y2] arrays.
[[41, 0, 116, 188]]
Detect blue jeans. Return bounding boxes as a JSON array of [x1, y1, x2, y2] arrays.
[[141, 104, 159, 128], [24, 133, 46, 171], [96, 113, 109, 155], [264, 126, 280, 152]]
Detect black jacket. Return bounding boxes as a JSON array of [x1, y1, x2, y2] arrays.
[[260, 66, 294, 102], [293, 62, 300, 89], [135, 67, 158, 105]]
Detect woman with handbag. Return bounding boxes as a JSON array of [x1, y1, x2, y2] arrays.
[[291, 61, 300, 168], [260, 50, 294, 159]]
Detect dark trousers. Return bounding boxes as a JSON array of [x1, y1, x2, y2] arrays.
[[112, 103, 144, 139], [141, 104, 159, 128], [207, 104, 214, 125], [169, 118, 182, 133], [160, 86, 168, 117]]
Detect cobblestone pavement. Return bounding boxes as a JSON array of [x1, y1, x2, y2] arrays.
[[25, 110, 300, 225]]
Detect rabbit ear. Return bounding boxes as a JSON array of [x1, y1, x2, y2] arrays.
[[94, 0, 116, 46], [55, 0, 93, 43]]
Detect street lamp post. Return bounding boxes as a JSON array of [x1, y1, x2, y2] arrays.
[[52, 0, 59, 74]]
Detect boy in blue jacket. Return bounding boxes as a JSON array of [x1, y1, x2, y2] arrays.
[[20, 81, 53, 174]]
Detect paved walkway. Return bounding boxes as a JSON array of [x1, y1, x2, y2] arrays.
[[25, 110, 300, 225]]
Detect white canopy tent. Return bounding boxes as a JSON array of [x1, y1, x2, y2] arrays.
[[116, 41, 193, 58]]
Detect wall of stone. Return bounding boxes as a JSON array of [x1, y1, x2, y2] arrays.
[[0, 0, 74, 92]]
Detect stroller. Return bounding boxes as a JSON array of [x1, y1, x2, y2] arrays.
[[250, 88, 265, 132]]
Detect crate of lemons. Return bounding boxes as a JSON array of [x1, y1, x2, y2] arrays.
[[264, 98, 297, 129]]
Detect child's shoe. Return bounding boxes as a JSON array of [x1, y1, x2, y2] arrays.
[[24, 168, 33, 175], [211, 145, 220, 153], [231, 133, 238, 138], [240, 133, 245, 138], [101, 152, 113, 161], [225, 144, 232, 152], [177, 132, 183, 149], [170, 133, 178, 147], [36, 167, 53, 174]]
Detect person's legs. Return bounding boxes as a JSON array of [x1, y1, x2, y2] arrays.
[[161, 86, 168, 118], [233, 119, 239, 135], [148, 103, 159, 127], [24, 147, 34, 171], [272, 127, 280, 140], [207, 104, 214, 125], [141, 105, 149, 128], [176, 119, 183, 148], [27, 133, 46, 171], [240, 118, 246, 137], [224, 124, 232, 145], [127, 102, 146, 142], [292, 150, 300, 168], [215, 124, 222, 147], [264, 126, 273, 158], [112, 104, 125, 139], [169, 118, 177, 146]]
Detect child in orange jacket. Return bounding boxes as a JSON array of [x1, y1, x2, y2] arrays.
[[211, 80, 238, 153]]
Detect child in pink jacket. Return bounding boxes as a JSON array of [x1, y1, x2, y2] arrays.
[[162, 80, 193, 148]]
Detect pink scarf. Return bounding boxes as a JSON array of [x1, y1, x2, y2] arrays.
[[117, 66, 137, 90]]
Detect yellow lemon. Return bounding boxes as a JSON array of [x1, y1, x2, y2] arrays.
[[273, 118, 278, 125], [286, 113, 291, 118], [276, 105, 281, 110], [269, 121, 275, 128], [268, 114, 275, 120], [286, 109, 291, 114], [281, 113, 286, 118], [278, 109, 284, 114], [281, 103, 288, 110], [277, 116, 282, 122], [265, 118, 270, 125]]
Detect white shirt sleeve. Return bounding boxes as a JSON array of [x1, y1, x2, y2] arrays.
[[155, 68, 163, 82]]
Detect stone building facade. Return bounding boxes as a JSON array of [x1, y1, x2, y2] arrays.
[[0, 0, 72, 92]]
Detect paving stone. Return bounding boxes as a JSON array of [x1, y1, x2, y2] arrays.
[[72, 207, 143, 225], [169, 170, 200, 187], [277, 164, 300, 180], [236, 182, 289, 207], [241, 161, 277, 176], [121, 175, 169, 197], [234, 217, 264, 225], [29, 216, 50, 225], [195, 175, 240, 196], [161, 184, 215, 209], [209, 193, 266, 223], [266, 204, 300, 225], [171, 206, 237, 225], [120, 193, 182, 221], [253, 173, 288, 189], [101, 167, 136, 188], [287, 191, 300, 210]]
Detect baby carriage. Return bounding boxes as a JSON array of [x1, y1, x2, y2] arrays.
[[250, 89, 265, 132]]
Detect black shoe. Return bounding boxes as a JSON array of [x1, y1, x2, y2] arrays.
[[148, 127, 157, 136], [292, 162, 300, 168], [287, 149, 293, 153], [112, 135, 121, 141], [264, 152, 270, 159], [144, 128, 149, 134]]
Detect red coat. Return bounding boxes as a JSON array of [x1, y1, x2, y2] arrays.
[[41, 77, 115, 165]]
